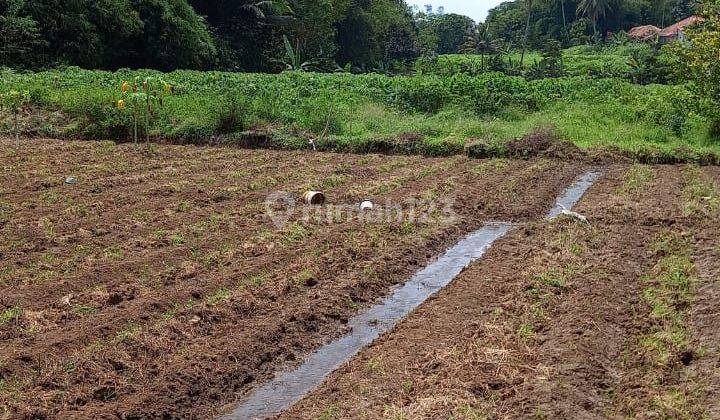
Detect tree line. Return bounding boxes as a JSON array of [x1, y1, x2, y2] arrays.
[[0, 0, 473, 72], [484, 0, 698, 49], [0, 0, 701, 72]]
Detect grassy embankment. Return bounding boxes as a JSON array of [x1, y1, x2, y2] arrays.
[[1, 52, 717, 163]]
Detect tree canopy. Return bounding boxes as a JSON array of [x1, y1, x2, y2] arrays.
[[484, 0, 700, 48], [0, 0, 707, 72]]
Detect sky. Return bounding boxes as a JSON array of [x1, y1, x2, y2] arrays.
[[406, 0, 506, 23]]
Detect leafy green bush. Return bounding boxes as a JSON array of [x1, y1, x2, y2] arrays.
[[2, 67, 717, 162]]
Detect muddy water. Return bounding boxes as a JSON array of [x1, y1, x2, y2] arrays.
[[546, 170, 602, 219], [222, 169, 602, 420]]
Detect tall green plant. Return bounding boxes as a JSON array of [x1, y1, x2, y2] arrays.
[[0, 89, 30, 147], [521, 0, 534, 66], [117, 77, 171, 144], [283, 34, 303, 70]]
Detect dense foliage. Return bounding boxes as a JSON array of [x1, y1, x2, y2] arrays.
[[0, 0, 422, 72], [485, 0, 699, 48], [1, 67, 717, 162], [1, 0, 718, 163], [0, 0, 706, 72], [667, 0, 720, 134], [0, 0, 217, 70]]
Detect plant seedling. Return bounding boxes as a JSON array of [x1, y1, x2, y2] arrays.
[[0, 90, 30, 147]]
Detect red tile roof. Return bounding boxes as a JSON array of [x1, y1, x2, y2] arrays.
[[628, 25, 661, 40], [659, 15, 705, 37]]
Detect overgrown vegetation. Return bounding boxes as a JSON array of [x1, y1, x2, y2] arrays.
[[1, 0, 718, 162], [0, 0, 705, 73], [0, 89, 28, 146], [1, 67, 718, 162]]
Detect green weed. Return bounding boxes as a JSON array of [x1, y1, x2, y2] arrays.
[[618, 164, 654, 195], [0, 307, 21, 326], [518, 323, 534, 341], [206, 288, 230, 306], [282, 223, 308, 245], [115, 322, 139, 343]]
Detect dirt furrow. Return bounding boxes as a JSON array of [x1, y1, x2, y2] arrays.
[[279, 164, 720, 419]]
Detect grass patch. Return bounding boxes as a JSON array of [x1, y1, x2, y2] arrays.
[[681, 165, 719, 216], [617, 164, 654, 196], [0, 306, 21, 326], [533, 264, 579, 290], [238, 271, 271, 289], [115, 322, 139, 343], [640, 253, 695, 365], [614, 230, 703, 418], [517, 323, 535, 341], [2, 68, 718, 163], [206, 287, 230, 306], [281, 222, 309, 246], [472, 158, 510, 175]]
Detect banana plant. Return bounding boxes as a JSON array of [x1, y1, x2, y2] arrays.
[[117, 77, 171, 144], [0, 89, 30, 148], [282, 35, 305, 70]]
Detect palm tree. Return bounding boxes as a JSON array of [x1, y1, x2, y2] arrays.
[[559, 0, 568, 41], [577, 0, 612, 39], [477, 26, 496, 71], [520, 0, 534, 66]]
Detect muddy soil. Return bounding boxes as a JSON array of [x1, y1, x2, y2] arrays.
[[281, 164, 720, 419], [0, 138, 585, 419]]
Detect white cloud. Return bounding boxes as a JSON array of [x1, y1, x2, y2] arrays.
[[406, 0, 506, 22]]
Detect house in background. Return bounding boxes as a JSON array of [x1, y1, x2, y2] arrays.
[[658, 15, 705, 43], [628, 25, 661, 42]]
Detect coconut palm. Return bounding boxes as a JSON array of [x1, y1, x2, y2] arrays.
[[577, 0, 612, 39], [559, 0, 568, 41], [520, 0, 534, 66]]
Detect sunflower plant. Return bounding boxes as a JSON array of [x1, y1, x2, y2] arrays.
[[0, 89, 30, 147], [117, 77, 172, 144]]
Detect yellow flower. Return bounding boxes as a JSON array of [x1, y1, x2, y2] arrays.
[[117, 99, 125, 110], [121, 82, 130, 93], [164, 83, 172, 94]]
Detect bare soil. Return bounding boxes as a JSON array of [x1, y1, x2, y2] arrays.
[[281, 164, 720, 419], [0, 138, 586, 419]]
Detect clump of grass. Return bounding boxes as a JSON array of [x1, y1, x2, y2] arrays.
[[103, 246, 124, 260], [533, 264, 579, 290], [517, 323, 534, 341], [115, 322, 139, 343], [365, 357, 384, 374], [295, 268, 316, 287], [318, 405, 341, 420], [640, 252, 695, 365], [0, 306, 21, 326], [282, 222, 308, 246], [681, 165, 719, 216], [73, 305, 98, 315], [238, 271, 270, 289], [161, 303, 179, 321], [398, 220, 415, 235], [472, 158, 510, 175], [617, 164, 654, 195], [176, 200, 191, 212], [170, 234, 185, 246], [206, 287, 230, 306], [375, 180, 403, 195], [321, 174, 348, 189]]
